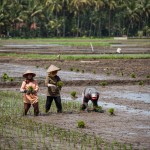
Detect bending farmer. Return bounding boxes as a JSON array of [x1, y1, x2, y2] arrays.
[[45, 64, 63, 113], [20, 70, 39, 116], [80, 87, 99, 111]]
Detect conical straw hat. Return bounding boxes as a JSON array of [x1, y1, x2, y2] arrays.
[[23, 70, 36, 78], [47, 64, 61, 73]]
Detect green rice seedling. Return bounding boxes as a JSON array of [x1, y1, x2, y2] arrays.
[[76, 68, 80, 72], [57, 81, 64, 88], [77, 120, 85, 128], [146, 75, 150, 78], [100, 81, 108, 87], [36, 65, 39, 68], [108, 108, 115, 115], [70, 68, 74, 71], [70, 91, 77, 98], [131, 73, 136, 78], [106, 71, 111, 76], [2, 73, 9, 81], [93, 70, 96, 74], [27, 86, 34, 93], [9, 77, 14, 82], [138, 81, 144, 86], [81, 70, 85, 73]]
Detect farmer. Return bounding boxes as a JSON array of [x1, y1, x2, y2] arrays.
[[45, 64, 63, 113], [20, 70, 39, 116], [80, 87, 99, 111]]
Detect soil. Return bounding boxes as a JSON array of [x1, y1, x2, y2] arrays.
[[0, 56, 150, 149]]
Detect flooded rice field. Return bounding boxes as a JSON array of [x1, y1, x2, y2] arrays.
[[0, 60, 150, 149]]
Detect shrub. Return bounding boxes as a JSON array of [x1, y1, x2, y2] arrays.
[[108, 108, 114, 115], [77, 120, 85, 128]]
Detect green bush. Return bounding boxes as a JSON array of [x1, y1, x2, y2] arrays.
[[77, 120, 85, 128]]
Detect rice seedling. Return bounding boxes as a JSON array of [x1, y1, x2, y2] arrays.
[[108, 108, 115, 115], [70, 67, 74, 71], [138, 81, 144, 86], [77, 120, 85, 128], [76, 68, 80, 72], [146, 75, 150, 78], [70, 91, 77, 98], [130, 73, 136, 78], [100, 81, 108, 87], [57, 81, 64, 88], [0, 91, 136, 150], [2, 73, 9, 81]]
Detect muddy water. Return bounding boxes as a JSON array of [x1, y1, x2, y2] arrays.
[[0, 63, 123, 80]]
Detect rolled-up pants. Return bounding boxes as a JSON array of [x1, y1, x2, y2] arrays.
[[24, 102, 39, 116], [45, 96, 62, 113]]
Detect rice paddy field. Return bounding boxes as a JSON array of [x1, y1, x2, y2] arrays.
[[0, 38, 150, 150]]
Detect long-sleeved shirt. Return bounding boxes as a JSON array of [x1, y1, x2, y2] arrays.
[[20, 80, 39, 104], [45, 75, 61, 96]]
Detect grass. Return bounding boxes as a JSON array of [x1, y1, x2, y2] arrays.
[[0, 90, 138, 149], [0, 53, 150, 60]]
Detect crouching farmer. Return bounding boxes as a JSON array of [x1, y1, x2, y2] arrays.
[[45, 64, 63, 113], [20, 70, 39, 116], [80, 87, 99, 111]]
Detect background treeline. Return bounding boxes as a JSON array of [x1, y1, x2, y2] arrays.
[[0, 0, 150, 38]]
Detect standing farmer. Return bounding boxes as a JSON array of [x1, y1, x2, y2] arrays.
[[45, 64, 63, 113], [20, 70, 39, 116], [80, 87, 100, 111]]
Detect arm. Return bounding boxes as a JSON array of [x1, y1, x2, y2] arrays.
[[20, 81, 26, 93]]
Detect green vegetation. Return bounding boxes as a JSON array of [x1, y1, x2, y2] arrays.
[[0, 1, 149, 38], [70, 91, 77, 98], [0, 53, 150, 60], [131, 73, 136, 78], [57, 81, 64, 88], [0, 91, 140, 149], [1, 73, 14, 82], [138, 81, 144, 86], [108, 108, 115, 115], [100, 81, 108, 87], [77, 121, 85, 128]]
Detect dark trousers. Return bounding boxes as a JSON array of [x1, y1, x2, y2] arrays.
[[24, 102, 39, 116], [80, 97, 98, 110], [45, 96, 62, 113]]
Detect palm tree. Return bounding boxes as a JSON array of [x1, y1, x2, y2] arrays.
[[69, 0, 93, 37]]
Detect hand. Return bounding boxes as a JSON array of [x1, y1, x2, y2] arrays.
[[31, 90, 37, 94], [20, 89, 26, 93], [48, 84, 56, 87], [26, 90, 31, 95]]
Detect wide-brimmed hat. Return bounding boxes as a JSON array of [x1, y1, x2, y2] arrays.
[[47, 64, 61, 73], [23, 70, 36, 78]]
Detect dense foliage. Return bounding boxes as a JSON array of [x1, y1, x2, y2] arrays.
[[0, 0, 150, 38]]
